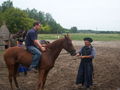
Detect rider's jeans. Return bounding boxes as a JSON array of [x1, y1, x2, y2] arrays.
[[27, 46, 41, 68]]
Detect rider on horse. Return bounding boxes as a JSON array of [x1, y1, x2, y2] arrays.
[[25, 21, 46, 72]]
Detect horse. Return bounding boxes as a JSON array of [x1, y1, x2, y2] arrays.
[[4, 35, 76, 90]]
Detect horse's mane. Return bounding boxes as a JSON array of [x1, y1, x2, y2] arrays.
[[46, 38, 65, 49]]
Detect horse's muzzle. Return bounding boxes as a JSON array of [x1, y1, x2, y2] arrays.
[[69, 50, 76, 56]]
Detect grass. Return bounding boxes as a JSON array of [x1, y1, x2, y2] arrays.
[[38, 33, 120, 41], [0, 50, 4, 54]]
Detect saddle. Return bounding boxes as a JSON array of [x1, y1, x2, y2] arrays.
[[26, 40, 50, 52]]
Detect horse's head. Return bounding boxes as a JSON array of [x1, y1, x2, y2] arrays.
[[63, 35, 76, 56]]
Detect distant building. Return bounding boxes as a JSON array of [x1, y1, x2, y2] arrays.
[[0, 24, 10, 50]]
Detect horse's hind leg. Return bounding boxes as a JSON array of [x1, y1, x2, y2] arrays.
[[13, 63, 19, 89], [9, 73, 13, 90], [8, 64, 14, 90]]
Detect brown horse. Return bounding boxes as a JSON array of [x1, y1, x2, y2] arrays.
[[4, 35, 76, 90]]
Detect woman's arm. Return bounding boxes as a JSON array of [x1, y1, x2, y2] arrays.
[[80, 47, 96, 59], [79, 55, 93, 59]]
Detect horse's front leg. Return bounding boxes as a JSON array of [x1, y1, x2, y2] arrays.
[[37, 69, 48, 90]]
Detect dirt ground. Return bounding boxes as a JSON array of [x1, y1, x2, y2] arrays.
[[0, 41, 120, 90]]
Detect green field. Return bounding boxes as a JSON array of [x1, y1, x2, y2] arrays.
[[38, 33, 120, 41], [0, 50, 4, 54]]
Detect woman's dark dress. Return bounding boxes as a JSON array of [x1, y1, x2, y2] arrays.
[[76, 46, 94, 88]]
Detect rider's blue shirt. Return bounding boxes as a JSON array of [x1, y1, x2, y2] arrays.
[[25, 29, 38, 47]]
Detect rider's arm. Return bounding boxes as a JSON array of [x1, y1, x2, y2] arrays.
[[34, 40, 46, 52], [34, 40, 42, 49]]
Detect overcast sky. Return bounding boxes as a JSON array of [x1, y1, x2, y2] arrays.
[[0, 0, 120, 31]]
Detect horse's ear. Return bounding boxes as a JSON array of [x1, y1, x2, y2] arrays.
[[64, 35, 68, 39], [64, 33, 69, 37], [67, 33, 69, 37], [64, 35, 70, 40], [64, 35, 66, 38]]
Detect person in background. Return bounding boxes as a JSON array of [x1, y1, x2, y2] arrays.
[[76, 37, 96, 89], [4, 40, 9, 49], [17, 39, 28, 76], [17, 39, 24, 47]]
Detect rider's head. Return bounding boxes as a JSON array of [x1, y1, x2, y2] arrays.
[[33, 21, 41, 30]]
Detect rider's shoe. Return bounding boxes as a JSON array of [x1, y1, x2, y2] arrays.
[[29, 68, 38, 73]]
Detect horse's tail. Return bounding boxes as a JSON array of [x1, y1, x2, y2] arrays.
[[3, 50, 9, 65]]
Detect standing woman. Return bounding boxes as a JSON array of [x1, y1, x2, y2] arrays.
[[76, 37, 96, 89]]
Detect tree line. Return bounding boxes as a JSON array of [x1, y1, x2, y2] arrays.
[[0, 0, 119, 34], [77, 30, 120, 34], [0, 0, 74, 34]]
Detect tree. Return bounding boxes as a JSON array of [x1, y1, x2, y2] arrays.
[[0, 6, 2, 11], [1, 0, 13, 12], [70, 26, 78, 33], [0, 0, 13, 26], [0, 0, 66, 34], [24, 8, 46, 24], [40, 24, 51, 33], [45, 13, 54, 23], [0, 12, 4, 26], [3, 8, 35, 33]]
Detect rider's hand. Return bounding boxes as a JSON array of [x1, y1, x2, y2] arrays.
[[41, 47, 46, 52]]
